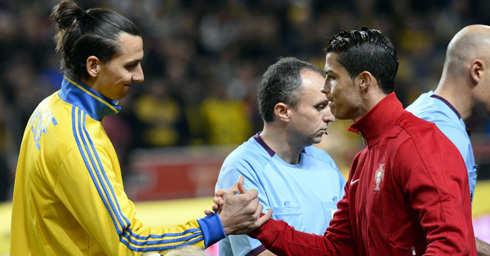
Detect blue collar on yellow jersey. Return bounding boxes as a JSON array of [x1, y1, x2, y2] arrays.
[[59, 76, 121, 121]]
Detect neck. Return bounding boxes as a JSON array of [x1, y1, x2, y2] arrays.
[[434, 75, 473, 120], [354, 90, 388, 122], [260, 125, 303, 164]]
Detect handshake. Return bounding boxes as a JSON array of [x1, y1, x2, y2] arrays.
[[205, 176, 273, 235]]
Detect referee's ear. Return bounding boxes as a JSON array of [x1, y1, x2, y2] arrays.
[[469, 59, 484, 86], [274, 102, 290, 122]]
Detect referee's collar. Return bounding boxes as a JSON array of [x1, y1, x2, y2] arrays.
[[430, 93, 461, 119], [253, 132, 306, 157], [59, 76, 121, 121]]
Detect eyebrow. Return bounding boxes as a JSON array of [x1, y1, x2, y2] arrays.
[[125, 58, 142, 65]]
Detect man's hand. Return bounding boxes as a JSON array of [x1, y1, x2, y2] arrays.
[[206, 176, 272, 235], [203, 194, 224, 215]]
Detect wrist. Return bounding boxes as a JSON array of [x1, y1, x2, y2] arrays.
[[197, 214, 226, 247]]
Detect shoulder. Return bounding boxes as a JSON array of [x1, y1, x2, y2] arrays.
[[224, 137, 267, 163], [303, 145, 341, 172], [217, 138, 270, 189], [398, 110, 439, 136], [304, 145, 335, 162], [379, 111, 442, 158], [394, 111, 461, 160], [406, 92, 459, 125], [406, 92, 433, 112], [220, 137, 271, 175]]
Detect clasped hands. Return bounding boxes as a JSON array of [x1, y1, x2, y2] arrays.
[[205, 176, 272, 235]]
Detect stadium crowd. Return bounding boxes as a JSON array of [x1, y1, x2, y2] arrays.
[[1, 0, 490, 201]]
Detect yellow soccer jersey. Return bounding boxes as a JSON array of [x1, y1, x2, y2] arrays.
[[10, 77, 225, 255]]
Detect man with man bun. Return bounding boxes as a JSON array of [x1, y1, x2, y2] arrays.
[[10, 1, 270, 255]]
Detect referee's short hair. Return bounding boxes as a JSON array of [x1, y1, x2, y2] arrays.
[[258, 57, 324, 123]]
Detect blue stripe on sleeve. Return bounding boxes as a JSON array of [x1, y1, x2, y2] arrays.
[[122, 232, 202, 246], [80, 114, 130, 229], [125, 228, 202, 240], [78, 110, 128, 234], [73, 107, 206, 251], [72, 107, 122, 234], [120, 235, 204, 252]]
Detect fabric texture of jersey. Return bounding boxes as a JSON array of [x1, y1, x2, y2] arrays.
[[10, 77, 225, 255], [249, 93, 476, 256], [216, 133, 345, 256], [406, 91, 477, 200]]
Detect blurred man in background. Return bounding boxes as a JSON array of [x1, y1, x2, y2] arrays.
[[407, 24, 490, 256]]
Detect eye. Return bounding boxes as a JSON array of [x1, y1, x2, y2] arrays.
[[125, 62, 139, 70], [316, 103, 327, 111]]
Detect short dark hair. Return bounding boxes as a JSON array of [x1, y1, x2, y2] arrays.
[[50, 1, 140, 81], [325, 27, 398, 94], [258, 57, 324, 123]]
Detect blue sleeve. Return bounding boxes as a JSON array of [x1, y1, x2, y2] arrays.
[[339, 171, 347, 198], [197, 214, 226, 247]]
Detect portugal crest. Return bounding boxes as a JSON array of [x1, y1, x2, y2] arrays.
[[373, 163, 385, 191]]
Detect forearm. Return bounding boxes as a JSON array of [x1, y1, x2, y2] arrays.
[[249, 218, 344, 256], [58, 152, 220, 254]]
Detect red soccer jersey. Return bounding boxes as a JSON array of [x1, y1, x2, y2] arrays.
[[250, 93, 476, 256]]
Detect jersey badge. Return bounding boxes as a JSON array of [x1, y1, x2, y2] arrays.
[[373, 163, 385, 191]]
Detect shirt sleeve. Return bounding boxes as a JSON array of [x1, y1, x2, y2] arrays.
[[393, 137, 473, 255], [55, 145, 225, 255], [248, 175, 356, 256]]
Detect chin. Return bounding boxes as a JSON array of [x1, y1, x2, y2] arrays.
[[116, 91, 129, 100], [312, 137, 323, 144]]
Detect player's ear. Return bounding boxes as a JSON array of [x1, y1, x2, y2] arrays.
[[356, 71, 373, 91], [470, 59, 484, 86], [86, 56, 100, 78], [274, 102, 290, 122]]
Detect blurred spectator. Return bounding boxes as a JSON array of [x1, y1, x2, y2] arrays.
[[199, 80, 253, 145], [133, 78, 188, 147]]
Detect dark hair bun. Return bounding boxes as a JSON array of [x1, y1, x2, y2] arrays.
[[50, 1, 84, 30]]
